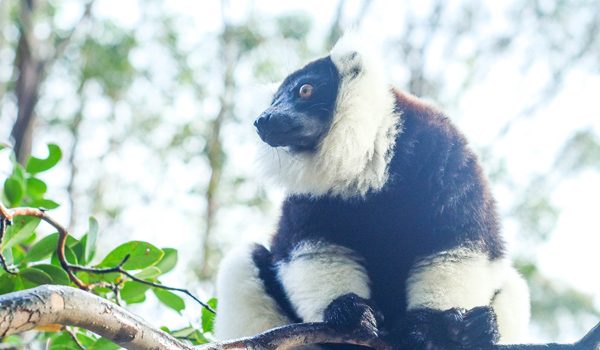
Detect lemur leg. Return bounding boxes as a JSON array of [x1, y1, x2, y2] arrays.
[[214, 244, 291, 340], [401, 248, 529, 349], [492, 267, 531, 344], [276, 240, 379, 336]]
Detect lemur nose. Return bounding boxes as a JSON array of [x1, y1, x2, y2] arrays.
[[254, 113, 271, 128]]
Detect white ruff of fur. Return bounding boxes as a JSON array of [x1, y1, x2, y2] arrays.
[[259, 34, 400, 198]]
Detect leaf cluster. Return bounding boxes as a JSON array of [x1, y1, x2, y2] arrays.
[[1, 145, 216, 349]]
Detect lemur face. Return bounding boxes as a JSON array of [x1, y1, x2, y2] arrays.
[[254, 57, 340, 153]]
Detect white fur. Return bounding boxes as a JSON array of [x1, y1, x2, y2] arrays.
[[406, 248, 530, 342], [258, 33, 400, 198], [276, 241, 371, 322], [406, 249, 506, 311], [214, 245, 290, 340], [492, 268, 531, 343]]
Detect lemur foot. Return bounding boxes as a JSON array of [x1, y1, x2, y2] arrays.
[[399, 306, 499, 350], [455, 306, 499, 349], [323, 293, 381, 339]]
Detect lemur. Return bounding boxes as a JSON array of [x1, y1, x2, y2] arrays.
[[213, 34, 530, 350]]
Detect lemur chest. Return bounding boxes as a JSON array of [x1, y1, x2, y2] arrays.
[[286, 195, 411, 244]]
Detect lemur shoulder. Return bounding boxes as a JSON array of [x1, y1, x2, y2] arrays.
[[214, 34, 530, 350]]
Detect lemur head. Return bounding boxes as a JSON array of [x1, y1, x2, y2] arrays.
[[255, 57, 340, 153], [256, 34, 399, 198]]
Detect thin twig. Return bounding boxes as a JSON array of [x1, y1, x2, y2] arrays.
[[68, 256, 216, 313]]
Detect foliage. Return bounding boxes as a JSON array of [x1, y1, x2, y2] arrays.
[[0, 145, 216, 349]]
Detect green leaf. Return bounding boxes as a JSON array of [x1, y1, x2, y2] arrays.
[[0, 273, 17, 294], [33, 264, 70, 285], [48, 332, 80, 350], [26, 177, 47, 199], [12, 164, 25, 182], [120, 281, 150, 304], [31, 198, 60, 210], [135, 266, 161, 280], [26, 233, 59, 262], [153, 288, 185, 313], [26, 144, 62, 174], [73, 332, 96, 348], [99, 241, 163, 270], [3, 247, 13, 265], [12, 275, 25, 291], [85, 217, 99, 263], [168, 325, 211, 345], [72, 239, 85, 264], [20, 267, 52, 286], [155, 247, 178, 275], [4, 178, 24, 206], [169, 326, 196, 338], [201, 298, 218, 333], [88, 338, 120, 350], [10, 244, 26, 265], [51, 246, 78, 265], [0, 335, 23, 345], [2, 217, 41, 251]]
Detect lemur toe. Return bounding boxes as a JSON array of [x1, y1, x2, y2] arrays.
[[323, 293, 379, 339]]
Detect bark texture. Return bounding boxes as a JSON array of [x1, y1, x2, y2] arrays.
[[1, 285, 599, 350], [0, 285, 194, 350]]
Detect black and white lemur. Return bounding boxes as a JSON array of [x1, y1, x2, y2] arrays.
[[214, 34, 530, 349]]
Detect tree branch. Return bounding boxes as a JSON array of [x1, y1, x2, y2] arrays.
[[0, 285, 194, 350], [198, 322, 390, 350], [1, 286, 599, 350]]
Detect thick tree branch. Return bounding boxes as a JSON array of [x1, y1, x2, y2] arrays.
[[198, 322, 390, 350], [0, 285, 194, 350], [1, 286, 599, 350]]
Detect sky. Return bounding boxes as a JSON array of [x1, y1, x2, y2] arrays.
[[1, 0, 599, 344]]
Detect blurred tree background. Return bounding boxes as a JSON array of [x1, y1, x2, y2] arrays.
[[1, 0, 599, 344]]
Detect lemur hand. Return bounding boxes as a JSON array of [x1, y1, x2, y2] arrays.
[[323, 293, 382, 339]]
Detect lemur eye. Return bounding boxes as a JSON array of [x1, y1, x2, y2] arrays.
[[298, 84, 313, 99]]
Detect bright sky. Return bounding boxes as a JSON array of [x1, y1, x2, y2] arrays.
[[1, 0, 599, 344]]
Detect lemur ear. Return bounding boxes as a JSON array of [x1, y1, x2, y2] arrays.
[[329, 31, 383, 81], [338, 51, 362, 79]]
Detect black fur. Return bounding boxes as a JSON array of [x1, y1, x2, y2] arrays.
[[251, 244, 301, 323], [256, 57, 505, 349], [397, 306, 500, 350]]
